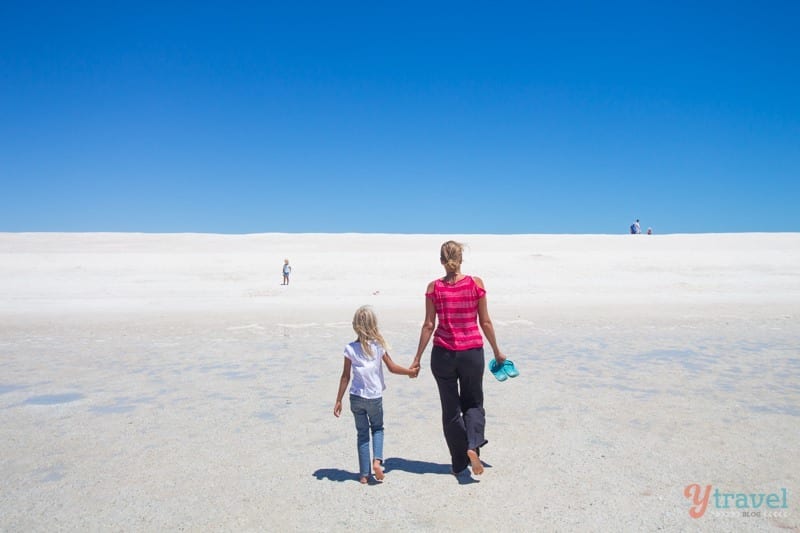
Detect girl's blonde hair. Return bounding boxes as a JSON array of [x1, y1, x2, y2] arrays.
[[440, 240, 464, 273], [352, 305, 389, 358]]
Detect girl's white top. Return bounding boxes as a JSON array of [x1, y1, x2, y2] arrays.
[[344, 340, 386, 399]]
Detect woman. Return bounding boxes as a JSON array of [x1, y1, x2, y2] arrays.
[[412, 240, 507, 475]]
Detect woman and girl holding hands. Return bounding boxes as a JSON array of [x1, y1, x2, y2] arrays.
[[333, 240, 518, 483]]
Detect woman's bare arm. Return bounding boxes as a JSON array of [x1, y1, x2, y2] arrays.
[[474, 276, 507, 364], [413, 281, 437, 367]]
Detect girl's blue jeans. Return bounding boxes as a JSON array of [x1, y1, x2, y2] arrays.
[[349, 394, 384, 477]]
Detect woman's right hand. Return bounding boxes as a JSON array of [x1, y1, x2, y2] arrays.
[[493, 352, 508, 365], [333, 401, 342, 417]]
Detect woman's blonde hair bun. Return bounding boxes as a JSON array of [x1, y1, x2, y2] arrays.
[[440, 240, 464, 273]]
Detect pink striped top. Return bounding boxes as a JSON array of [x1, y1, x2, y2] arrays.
[[426, 275, 486, 351]]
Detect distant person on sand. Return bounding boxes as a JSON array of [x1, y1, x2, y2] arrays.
[[412, 240, 508, 477], [333, 305, 419, 484], [630, 219, 641, 234], [647, 227, 652, 235], [281, 259, 291, 285]]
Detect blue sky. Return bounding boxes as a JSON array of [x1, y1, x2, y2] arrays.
[[1, 1, 798, 234]]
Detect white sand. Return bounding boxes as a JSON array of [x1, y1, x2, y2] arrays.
[[1, 232, 798, 531]]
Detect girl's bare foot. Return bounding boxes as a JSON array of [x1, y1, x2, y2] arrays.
[[359, 476, 368, 484], [467, 449, 484, 475], [373, 459, 384, 481]]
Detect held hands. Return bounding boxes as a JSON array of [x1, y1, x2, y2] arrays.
[[333, 400, 343, 418], [408, 361, 421, 378]]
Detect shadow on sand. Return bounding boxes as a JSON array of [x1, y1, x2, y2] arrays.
[[311, 468, 359, 483], [383, 457, 451, 475], [313, 457, 485, 485]]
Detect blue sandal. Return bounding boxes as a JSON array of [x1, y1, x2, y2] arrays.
[[503, 360, 519, 378], [489, 359, 508, 381]]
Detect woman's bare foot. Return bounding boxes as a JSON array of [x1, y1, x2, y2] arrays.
[[467, 449, 484, 475], [359, 476, 368, 484], [373, 459, 384, 481]]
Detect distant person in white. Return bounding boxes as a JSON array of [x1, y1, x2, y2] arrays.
[[282, 259, 292, 285], [630, 219, 641, 234]]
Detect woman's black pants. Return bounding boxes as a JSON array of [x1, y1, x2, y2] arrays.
[[431, 345, 487, 473]]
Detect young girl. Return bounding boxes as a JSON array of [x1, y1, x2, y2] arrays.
[[334, 305, 418, 484]]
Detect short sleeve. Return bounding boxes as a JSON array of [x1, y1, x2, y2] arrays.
[[343, 344, 355, 361], [425, 280, 437, 301], [475, 284, 486, 299]]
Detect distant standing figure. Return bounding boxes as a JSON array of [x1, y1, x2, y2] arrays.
[[630, 219, 641, 234], [282, 259, 292, 285], [647, 227, 652, 235], [333, 306, 418, 484]]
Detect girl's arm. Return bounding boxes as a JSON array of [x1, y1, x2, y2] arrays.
[[474, 276, 507, 364], [382, 352, 417, 377], [412, 281, 437, 368], [333, 357, 352, 417]]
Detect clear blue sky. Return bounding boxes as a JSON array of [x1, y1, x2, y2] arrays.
[[1, 1, 798, 234]]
